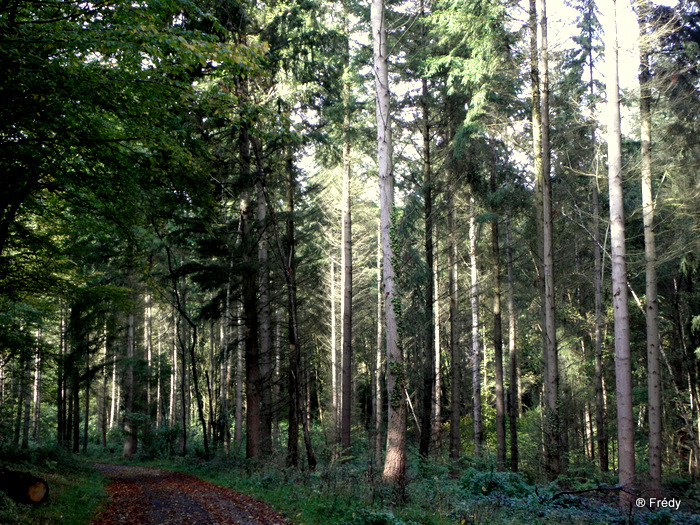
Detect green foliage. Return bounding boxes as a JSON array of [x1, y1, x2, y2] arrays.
[[461, 467, 534, 498]]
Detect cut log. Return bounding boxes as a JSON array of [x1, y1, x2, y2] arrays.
[[0, 469, 49, 505]]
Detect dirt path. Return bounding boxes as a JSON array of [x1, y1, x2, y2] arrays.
[[92, 463, 291, 525]]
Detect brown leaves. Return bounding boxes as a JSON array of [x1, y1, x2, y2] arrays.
[[92, 464, 290, 525]]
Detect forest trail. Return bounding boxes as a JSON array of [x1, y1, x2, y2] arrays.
[[91, 464, 291, 525]]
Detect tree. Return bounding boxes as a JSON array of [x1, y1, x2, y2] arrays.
[[372, 0, 406, 487], [603, 0, 635, 501], [636, 0, 663, 495]]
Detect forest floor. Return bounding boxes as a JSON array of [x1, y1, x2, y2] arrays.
[[91, 463, 291, 525]]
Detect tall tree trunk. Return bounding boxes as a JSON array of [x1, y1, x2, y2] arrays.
[[238, 98, 261, 459], [282, 150, 317, 470], [448, 178, 460, 465], [242, 193, 260, 460], [235, 302, 244, 448], [372, 0, 406, 487], [469, 195, 483, 457], [537, 0, 560, 479], [490, 151, 505, 471], [58, 308, 66, 446], [593, 161, 608, 472], [340, 38, 353, 456], [32, 333, 41, 443], [432, 232, 442, 452], [604, 0, 635, 501], [506, 210, 519, 471], [331, 255, 338, 448], [145, 294, 152, 425], [258, 181, 272, 456], [110, 337, 118, 431], [221, 292, 230, 454], [22, 354, 31, 449], [123, 311, 137, 458], [82, 349, 89, 453], [418, 2, 434, 460], [375, 221, 384, 463], [638, 1, 662, 496], [168, 321, 177, 429]]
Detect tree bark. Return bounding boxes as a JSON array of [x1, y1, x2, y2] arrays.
[[447, 176, 460, 465], [340, 45, 353, 456], [420, 71, 434, 458], [32, 332, 41, 442], [537, 0, 560, 479], [257, 180, 273, 456], [604, 0, 635, 502], [235, 302, 244, 448], [331, 254, 338, 448], [490, 151, 505, 471], [123, 311, 137, 458], [638, 1, 662, 496], [375, 221, 383, 463], [506, 209, 519, 471], [432, 231, 442, 452], [469, 195, 483, 457], [372, 0, 406, 487], [238, 110, 261, 460]]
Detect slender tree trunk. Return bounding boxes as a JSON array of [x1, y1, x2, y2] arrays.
[[58, 308, 66, 446], [418, 2, 434, 459], [469, 195, 483, 457], [145, 294, 152, 425], [169, 321, 177, 428], [258, 181, 272, 456], [490, 146, 506, 470], [375, 221, 383, 463], [101, 327, 108, 447], [221, 296, 230, 454], [123, 311, 137, 458], [593, 164, 608, 472], [372, 0, 406, 487], [82, 349, 89, 453], [536, 0, 560, 478], [156, 331, 162, 431], [432, 233, 442, 452], [638, 2, 662, 496], [447, 176, 460, 465], [274, 307, 281, 447], [235, 302, 244, 448], [238, 105, 261, 459], [110, 339, 118, 431], [331, 256, 338, 448], [419, 75, 434, 458], [506, 210, 519, 471], [22, 354, 31, 449], [340, 45, 353, 456], [605, 0, 635, 501], [32, 332, 41, 443], [242, 197, 260, 460]]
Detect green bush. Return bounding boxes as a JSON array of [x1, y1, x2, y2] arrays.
[[460, 467, 535, 498]]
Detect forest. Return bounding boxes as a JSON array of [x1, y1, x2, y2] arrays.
[[1, 0, 700, 523]]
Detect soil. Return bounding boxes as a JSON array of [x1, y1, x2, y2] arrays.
[[92, 463, 291, 525]]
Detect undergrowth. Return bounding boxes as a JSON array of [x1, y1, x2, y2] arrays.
[[139, 451, 700, 525], [4, 440, 700, 525]]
